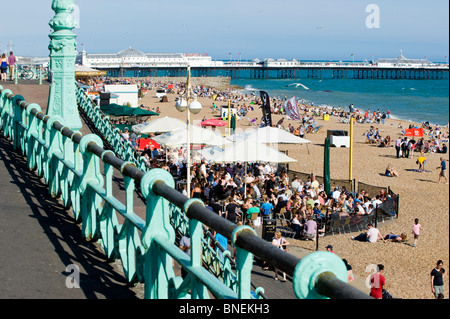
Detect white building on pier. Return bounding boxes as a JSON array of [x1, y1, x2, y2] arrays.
[[76, 47, 225, 68]]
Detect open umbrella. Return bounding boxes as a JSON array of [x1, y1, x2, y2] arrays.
[[132, 116, 187, 134], [199, 119, 228, 127], [227, 126, 311, 144], [404, 128, 424, 138], [198, 140, 297, 164], [152, 124, 228, 147], [198, 140, 297, 197]]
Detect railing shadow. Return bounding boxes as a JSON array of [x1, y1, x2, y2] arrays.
[[0, 135, 139, 299]]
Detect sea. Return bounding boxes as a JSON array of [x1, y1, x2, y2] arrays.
[[230, 77, 449, 126]]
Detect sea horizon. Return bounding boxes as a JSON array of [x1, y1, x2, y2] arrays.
[[231, 77, 449, 127]]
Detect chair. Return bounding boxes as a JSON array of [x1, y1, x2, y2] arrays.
[[366, 133, 376, 144], [339, 217, 352, 233], [329, 219, 342, 235], [312, 125, 323, 134], [248, 118, 258, 126]]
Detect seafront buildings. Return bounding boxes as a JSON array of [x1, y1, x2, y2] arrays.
[[11, 48, 449, 80]]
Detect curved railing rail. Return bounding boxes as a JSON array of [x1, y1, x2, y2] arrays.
[[0, 85, 372, 299], [75, 85, 266, 296]]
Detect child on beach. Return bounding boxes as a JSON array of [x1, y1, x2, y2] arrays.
[[412, 218, 422, 247]]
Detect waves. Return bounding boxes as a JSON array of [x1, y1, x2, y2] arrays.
[[231, 78, 449, 126]]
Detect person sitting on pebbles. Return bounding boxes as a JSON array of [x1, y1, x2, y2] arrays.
[[384, 233, 407, 243], [385, 164, 400, 177]]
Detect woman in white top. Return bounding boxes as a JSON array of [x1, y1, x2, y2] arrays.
[[271, 232, 289, 281]]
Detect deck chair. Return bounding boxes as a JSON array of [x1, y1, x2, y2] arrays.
[[339, 217, 352, 233], [249, 118, 258, 126], [211, 105, 220, 114], [312, 125, 323, 134], [366, 133, 376, 144], [328, 219, 342, 235], [340, 117, 350, 124]]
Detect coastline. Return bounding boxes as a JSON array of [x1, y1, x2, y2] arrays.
[[135, 80, 449, 299], [231, 79, 450, 127]]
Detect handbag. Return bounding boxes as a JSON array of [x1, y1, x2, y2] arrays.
[[382, 289, 393, 299]]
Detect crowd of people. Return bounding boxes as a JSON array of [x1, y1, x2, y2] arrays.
[[80, 76, 448, 299]]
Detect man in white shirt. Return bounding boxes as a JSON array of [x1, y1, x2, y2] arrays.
[[332, 187, 341, 201], [372, 195, 383, 208], [291, 177, 301, 192], [355, 202, 366, 215], [352, 224, 385, 243], [310, 175, 319, 190]]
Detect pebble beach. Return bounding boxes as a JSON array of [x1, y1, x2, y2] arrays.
[[136, 80, 449, 299]]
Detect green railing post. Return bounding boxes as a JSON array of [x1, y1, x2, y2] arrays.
[[140, 169, 177, 299], [293, 251, 348, 299], [47, 0, 82, 132], [25, 103, 43, 171], [232, 226, 258, 299], [185, 199, 210, 299], [79, 134, 104, 239]]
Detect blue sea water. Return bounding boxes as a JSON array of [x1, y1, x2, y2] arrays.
[[230, 78, 449, 126]]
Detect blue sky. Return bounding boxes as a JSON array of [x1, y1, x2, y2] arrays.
[[0, 0, 448, 61]]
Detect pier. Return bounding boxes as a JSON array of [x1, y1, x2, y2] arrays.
[[101, 63, 449, 80]]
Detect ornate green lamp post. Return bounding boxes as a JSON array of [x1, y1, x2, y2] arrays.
[[46, 0, 82, 131]]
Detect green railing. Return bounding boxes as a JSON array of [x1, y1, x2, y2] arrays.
[[0, 85, 372, 299], [75, 85, 262, 296]]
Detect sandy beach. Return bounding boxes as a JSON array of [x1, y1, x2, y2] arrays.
[[135, 81, 449, 299]]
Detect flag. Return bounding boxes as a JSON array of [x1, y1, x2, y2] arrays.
[[260, 91, 272, 127], [283, 96, 301, 120]]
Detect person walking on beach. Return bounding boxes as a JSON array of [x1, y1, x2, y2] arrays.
[[412, 218, 422, 247], [370, 264, 386, 299], [437, 157, 448, 184], [395, 137, 402, 158], [431, 260, 446, 299], [8, 51, 16, 81]]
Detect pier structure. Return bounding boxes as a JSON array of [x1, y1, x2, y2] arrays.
[[77, 48, 449, 80], [98, 63, 449, 80]]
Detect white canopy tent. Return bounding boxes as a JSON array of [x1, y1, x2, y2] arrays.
[[198, 140, 297, 164], [198, 141, 297, 197], [152, 124, 229, 147], [227, 126, 311, 144], [131, 116, 187, 134]]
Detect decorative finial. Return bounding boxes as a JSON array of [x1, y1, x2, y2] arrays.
[[49, 0, 77, 31]]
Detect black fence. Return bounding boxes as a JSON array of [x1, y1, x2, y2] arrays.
[[284, 169, 399, 237]]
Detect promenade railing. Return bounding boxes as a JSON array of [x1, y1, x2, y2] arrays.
[[0, 85, 372, 299], [75, 85, 262, 295]]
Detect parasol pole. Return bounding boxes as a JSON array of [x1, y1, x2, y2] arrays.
[[349, 115, 354, 181], [228, 99, 231, 136]]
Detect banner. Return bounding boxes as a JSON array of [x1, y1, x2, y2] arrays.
[[260, 91, 272, 127], [283, 96, 301, 120], [404, 128, 424, 137]]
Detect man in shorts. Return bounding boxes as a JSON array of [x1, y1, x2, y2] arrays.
[[8, 52, 16, 81], [437, 157, 448, 184], [416, 156, 427, 172]]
